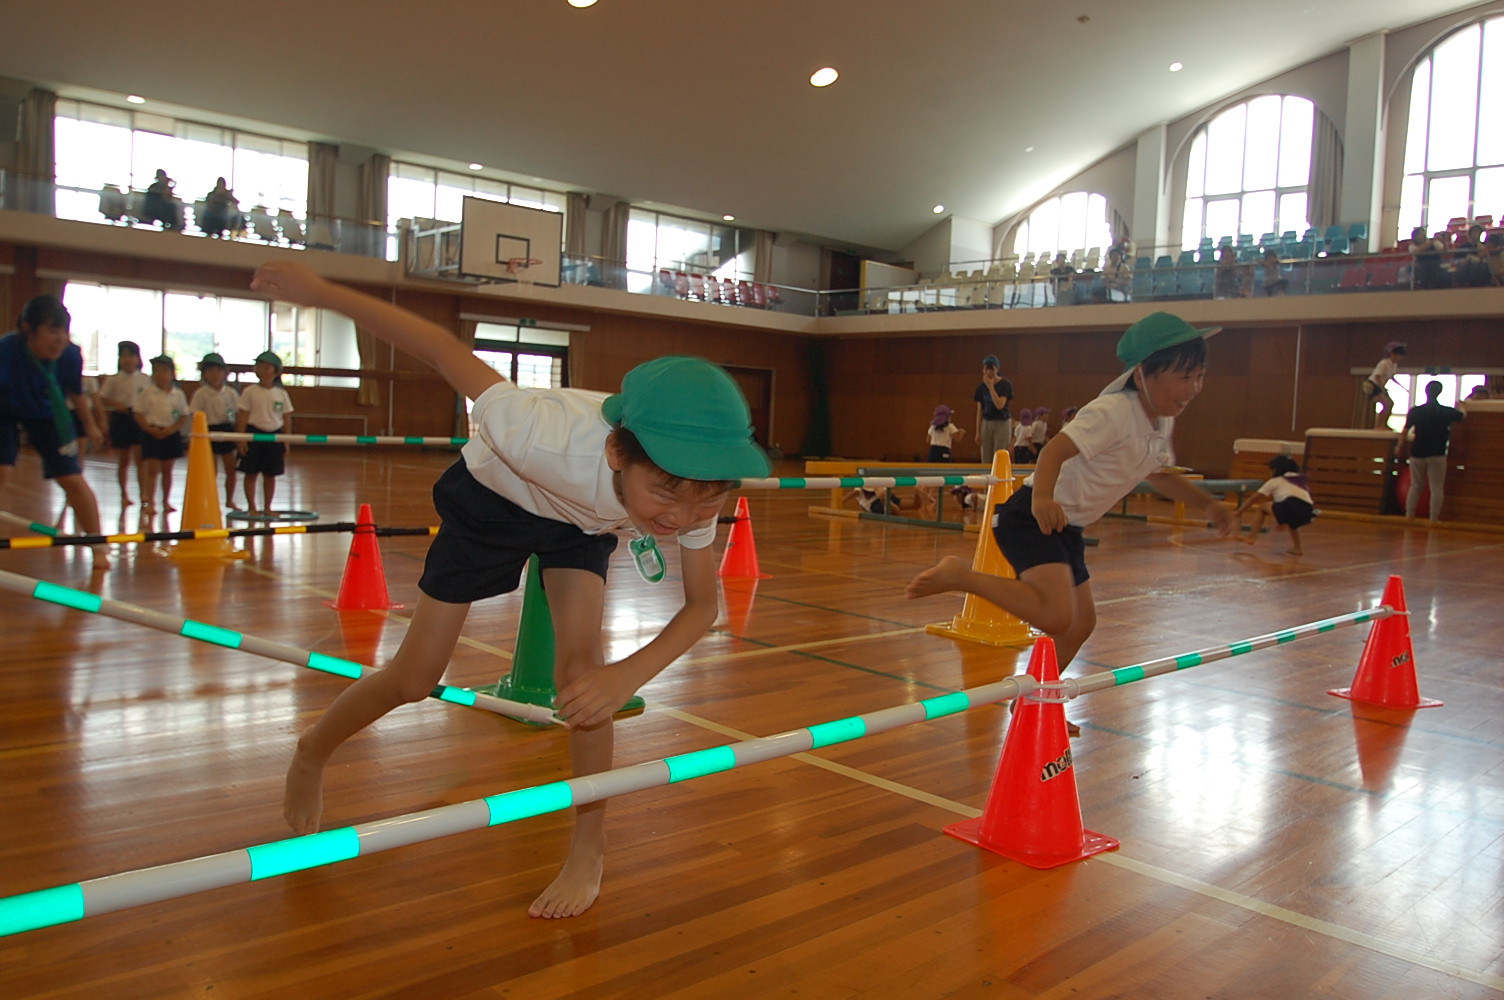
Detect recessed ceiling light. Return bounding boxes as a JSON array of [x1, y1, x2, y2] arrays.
[[126, 95, 146, 104], [468, 163, 484, 171], [932, 205, 945, 214], [1169, 62, 1184, 72], [567, 0, 598, 7], [1025, 146, 1035, 153], [810, 67, 839, 87], [722, 215, 735, 221]]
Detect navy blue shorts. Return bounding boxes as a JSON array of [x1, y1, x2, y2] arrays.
[[992, 487, 1090, 586], [208, 421, 237, 455], [927, 445, 952, 462], [108, 409, 141, 448], [237, 425, 286, 476], [418, 460, 620, 604], [141, 429, 185, 461], [1272, 496, 1315, 529], [0, 416, 82, 479]]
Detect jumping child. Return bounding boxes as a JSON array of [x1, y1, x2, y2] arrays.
[[1364, 341, 1406, 428], [1234, 455, 1314, 556], [235, 350, 294, 514], [907, 312, 1234, 734], [191, 352, 241, 507], [249, 259, 769, 920]]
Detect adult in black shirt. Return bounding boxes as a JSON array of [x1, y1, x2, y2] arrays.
[[1400, 380, 1465, 522], [973, 354, 1014, 464]]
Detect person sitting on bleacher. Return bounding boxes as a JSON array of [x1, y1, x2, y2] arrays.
[[199, 177, 242, 238], [1097, 246, 1131, 302], [1407, 226, 1451, 289], [1453, 223, 1491, 287], [140, 169, 184, 230]]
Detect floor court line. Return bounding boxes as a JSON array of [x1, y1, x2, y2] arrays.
[[652, 704, 1504, 993]]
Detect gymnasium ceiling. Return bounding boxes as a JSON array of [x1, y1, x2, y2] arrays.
[[0, 0, 1485, 252]]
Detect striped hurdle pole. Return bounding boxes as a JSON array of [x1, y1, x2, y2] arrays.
[[0, 569, 557, 725], [0, 602, 1394, 937], [0, 522, 438, 550], [736, 475, 994, 491], [0, 509, 60, 537], [205, 432, 470, 447]]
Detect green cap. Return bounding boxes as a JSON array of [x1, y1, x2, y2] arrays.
[[254, 351, 282, 371], [199, 352, 226, 369], [1116, 312, 1219, 369], [149, 354, 175, 368], [601, 356, 770, 480]]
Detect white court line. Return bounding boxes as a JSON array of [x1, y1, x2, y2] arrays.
[[653, 704, 1504, 993]]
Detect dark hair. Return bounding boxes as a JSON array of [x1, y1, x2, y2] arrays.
[[118, 340, 141, 359], [1267, 455, 1301, 476], [1425, 380, 1443, 399], [18, 294, 69, 333], [610, 427, 733, 498], [1134, 336, 1209, 382]]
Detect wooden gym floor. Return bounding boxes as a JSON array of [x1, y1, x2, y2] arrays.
[[1, 448, 1501, 999]]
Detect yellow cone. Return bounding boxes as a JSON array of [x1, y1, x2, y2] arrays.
[[170, 412, 248, 561], [925, 450, 1031, 645]]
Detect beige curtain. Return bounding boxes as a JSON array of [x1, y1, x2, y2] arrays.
[[307, 142, 339, 224], [20, 89, 56, 213], [358, 153, 390, 258], [753, 230, 775, 284], [565, 191, 589, 256], [602, 201, 631, 289], [1309, 111, 1344, 231], [354, 326, 380, 407]]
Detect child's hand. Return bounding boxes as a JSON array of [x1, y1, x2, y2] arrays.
[[1031, 494, 1068, 534], [554, 664, 637, 730], [1206, 500, 1235, 537], [250, 261, 330, 306]]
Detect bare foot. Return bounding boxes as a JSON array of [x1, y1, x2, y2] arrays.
[[164, 503, 177, 513], [905, 555, 970, 599], [283, 748, 325, 836], [122, 496, 135, 507], [91, 549, 112, 573], [529, 850, 603, 919], [141, 503, 156, 516]]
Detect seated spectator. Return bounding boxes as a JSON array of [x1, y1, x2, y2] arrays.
[[140, 169, 184, 230], [1259, 248, 1288, 296], [98, 184, 129, 223], [1097, 246, 1132, 302], [1484, 230, 1504, 287], [1048, 253, 1076, 305], [198, 177, 242, 238], [1408, 226, 1451, 289], [1213, 245, 1250, 299], [1453, 223, 1491, 287]]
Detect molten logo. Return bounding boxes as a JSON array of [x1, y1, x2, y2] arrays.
[[1391, 651, 1411, 668], [1040, 747, 1073, 782]]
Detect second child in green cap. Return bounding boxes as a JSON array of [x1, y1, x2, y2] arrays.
[[191, 353, 241, 508], [249, 260, 769, 922], [907, 312, 1235, 736], [235, 350, 294, 514]]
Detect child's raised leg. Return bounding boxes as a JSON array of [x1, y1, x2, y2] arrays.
[[283, 594, 470, 834], [530, 567, 609, 919], [907, 556, 1078, 637]]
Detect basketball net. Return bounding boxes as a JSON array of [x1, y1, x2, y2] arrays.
[[506, 257, 543, 290]]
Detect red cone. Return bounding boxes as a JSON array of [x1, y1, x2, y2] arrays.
[[1329, 575, 1440, 708], [324, 503, 403, 611], [718, 496, 769, 579], [945, 638, 1119, 868]]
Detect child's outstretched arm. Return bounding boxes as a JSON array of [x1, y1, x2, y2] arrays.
[[250, 261, 501, 401], [1147, 471, 1236, 536], [1028, 432, 1079, 534]]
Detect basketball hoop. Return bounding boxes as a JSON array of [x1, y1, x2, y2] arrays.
[[505, 257, 543, 288]]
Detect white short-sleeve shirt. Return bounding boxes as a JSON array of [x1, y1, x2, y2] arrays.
[[1368, 357, 1398, 387], [191, 384, 239, 425], [136, 384, 189, 429], [239, 384, 293, 430], [101, 371, 150, 409], [1258, 474, 1312, 505], [461, 380, 716, 549], [1023, 389, 1174, 526]]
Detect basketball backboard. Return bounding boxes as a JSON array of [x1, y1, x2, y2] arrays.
[[458, 196, 564, 287]]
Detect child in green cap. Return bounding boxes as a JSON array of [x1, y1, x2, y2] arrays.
[[907, 312, 1234, 735], [249, 260, 769, 920]]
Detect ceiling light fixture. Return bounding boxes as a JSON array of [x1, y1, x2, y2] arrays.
[[126, 95, 146, 104], [723, 215, 735, 221], [1169, 62, 1184, 72], [1025, 146, 1035, 153], [932, 205, 945, 214], [468, 163, 484, 171], [810, 67, 839, 88], [567, 0, 598, 8]]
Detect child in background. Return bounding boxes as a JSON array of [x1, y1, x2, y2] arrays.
[[191, 352, 241, 508], [249, 259, 770, 921], [1031, 406, 1051, 454], [99, 340, 150, 507], [926, 404, 965, 461], [907, 312, 1235, 736], [845, 486, 926, 515], [950, 484, 984, 512], [134, 355, 190, 515], [1061, 405, 1079, 426], [1363, 341, 1406, 428], [235, 350, 294, 514], [1234, 455, 1314, 556], [1011, 408, 1035, 464]]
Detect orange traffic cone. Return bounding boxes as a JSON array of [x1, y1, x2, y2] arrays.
[[1329, 575, 1440, 708], [926, 450, 1031, 645], [945, 638, 1119, 868], [170, 412, 248, 561], [719, 496, 769, 580], [324, 503, 403, 611]]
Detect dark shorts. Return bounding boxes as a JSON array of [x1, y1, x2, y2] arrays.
[[108, 409, 141, 448], [1362, 379, 1384, 399], [927, 445, 952, 462], [0, 416, 82, 479], [141, 429, 185, 461], [1272, 496, 1315, 529], [208, 421, 237, 455], [993, 486, 1090, 586], [237, 426, 286, 476], [418, 459, 620, 604]]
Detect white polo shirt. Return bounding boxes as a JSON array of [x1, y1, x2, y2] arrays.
[[191, 384, 239, 425], [1024, 388, 1174, 526], [239, 384, 293, 430], [1258, 474, 1312, 505], [136, 384, 189, 429], [461, 380, 715, 549]]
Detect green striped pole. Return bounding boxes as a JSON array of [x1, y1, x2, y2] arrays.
[[0, 522, 437, 550], [0, 509, 60, 537], [206, 432, 469, 447], [0, 569, 557, 725], [735, 475, 993, 491]]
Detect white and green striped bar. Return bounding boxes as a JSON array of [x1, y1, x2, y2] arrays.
[[0, 509, 59, 537], [1058, 606, 1393, 699], [0, 672, 1036, 937], [206, 432, 468, 447], [0, 569, 558, 725], [735, 475, 995, 491]]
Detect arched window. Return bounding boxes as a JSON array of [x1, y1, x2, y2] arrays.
[[1182, 95, 1314, 249], [1011, 192, 1112, 259], [1398, 16, 1504, 239]]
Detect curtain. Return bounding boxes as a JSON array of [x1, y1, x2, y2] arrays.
[[358, 153, 390, 258], [1309, 112, 1344, 231], [753, 230, 775, 284], [307, 141, 339, 224], [565, 191, 589, 256], [354, 326, 380, 406], [20, 89, 56, 213], [602, 201, 630, 289]]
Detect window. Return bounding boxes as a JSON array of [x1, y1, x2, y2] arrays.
[[465, 321, 569, 419], [1397, 17, 1504, 240], [53, 100, 308, 226], [1182, 95, 1314, 249], [62, 281, 358, 388], [1385, 372, 1486, 433], [1010, 192, 1112, 259], [387, 163, 567, 258], [626, 209, 752, 293]]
